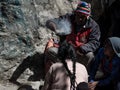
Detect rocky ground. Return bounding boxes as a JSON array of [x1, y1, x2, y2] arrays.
[[0, 80, 43, 90]]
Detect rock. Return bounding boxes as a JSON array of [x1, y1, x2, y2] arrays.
[[0, 84, 18, 90], [0, 0, 79, 89], [91, 0, 116, 20]]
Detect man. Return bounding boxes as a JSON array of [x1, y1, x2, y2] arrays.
[[45, 1, 100, 73]]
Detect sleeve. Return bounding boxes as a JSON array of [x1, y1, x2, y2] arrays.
[[46, 18, 58, 31], [89, 48, 103, 81], [97, 58, 120, 86], [46, 13, 72, 33], [79, 23, 101, 54], [42, 65, 53, 90]]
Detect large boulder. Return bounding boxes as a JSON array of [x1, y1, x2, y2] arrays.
[[0, 0, 79, 88]]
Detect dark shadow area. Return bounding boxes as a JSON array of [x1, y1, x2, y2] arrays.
[[17, 85, 34, 90], [9, 52, 45, 85], [97, 0, 120, 46]]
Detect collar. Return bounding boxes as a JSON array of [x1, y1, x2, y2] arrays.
[[83, 17, 92, 28]]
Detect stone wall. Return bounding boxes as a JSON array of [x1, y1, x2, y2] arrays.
[[0, 0, 79, 84]]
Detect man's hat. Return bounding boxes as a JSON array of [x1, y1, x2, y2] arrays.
[[75, 1, 91, 16]]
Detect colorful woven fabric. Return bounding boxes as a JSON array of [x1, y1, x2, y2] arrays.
[[75, 1, 91, 16]]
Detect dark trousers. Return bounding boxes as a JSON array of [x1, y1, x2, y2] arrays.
[[44, 47, 95, 74], [95, 83, 115, 90]]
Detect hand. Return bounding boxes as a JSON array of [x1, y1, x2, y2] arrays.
[[88, 81, 98, 90], [46, 39, 54, 49]]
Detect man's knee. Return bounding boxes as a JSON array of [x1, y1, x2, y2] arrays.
[[46, 47, 58, 55], [85, 52, 95, 73], [45, 47, 59, 62], [77, 52, 94, 67], [85, 52, 95, 62]]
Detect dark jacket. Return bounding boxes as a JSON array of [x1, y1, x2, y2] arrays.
[[89, 37, 120, 87], [46, 13, 100, 54]]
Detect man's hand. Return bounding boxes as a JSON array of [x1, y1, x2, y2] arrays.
[[46, 39, 54, 49], [88, 81, 98, 90]]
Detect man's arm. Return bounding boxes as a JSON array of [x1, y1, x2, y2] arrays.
[[79, 21, 101, 54], [97, 57, 120, 86], [89, 48, 103, 81], [42, 65, 53, 90], [46, 13, 72, 33]]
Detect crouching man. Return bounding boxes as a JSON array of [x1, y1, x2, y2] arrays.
[[45, 1, 100, 73]]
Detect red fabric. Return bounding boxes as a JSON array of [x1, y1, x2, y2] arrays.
[[53, 43, 59, 48], [66, 26, 92, 49]]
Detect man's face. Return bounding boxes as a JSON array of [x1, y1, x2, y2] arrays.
[[75, 12, 87, 25], [104, 42, 115, 57]]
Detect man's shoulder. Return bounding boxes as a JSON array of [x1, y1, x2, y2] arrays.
[[83, 17, 99, 29], [88, 17, 99, 27]]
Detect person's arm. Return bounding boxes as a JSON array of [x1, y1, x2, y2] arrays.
[[89, 48, 103, 81], [79, 22, 101, 54], [42, 65, 53, 90], [97, 57, 120, 86], [88, 48, 103, 90], [46, 13, 72, 33]]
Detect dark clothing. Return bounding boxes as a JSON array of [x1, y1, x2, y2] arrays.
[[89, 48, 120, 87], [44, 47, 94, 74], [45, 13, 100, 74], [46, 13, 101, 54], [66, 17, 100, 54]]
